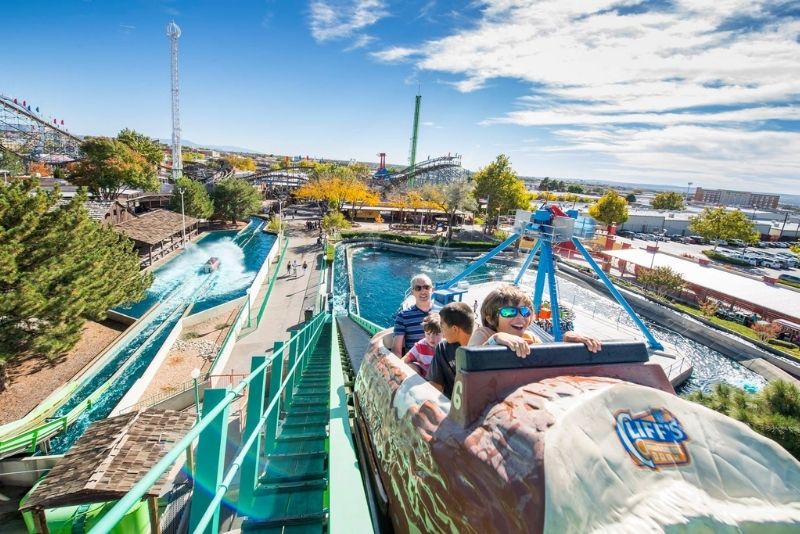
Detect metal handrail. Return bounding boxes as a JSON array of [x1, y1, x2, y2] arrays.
[[190, 319, 325, 532], [88, 311, 328, 534]]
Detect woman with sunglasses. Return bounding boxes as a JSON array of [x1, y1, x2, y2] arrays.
[[469, 285, 601, 357]]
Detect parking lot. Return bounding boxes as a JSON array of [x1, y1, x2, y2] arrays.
[[613, 234, 798, 280]]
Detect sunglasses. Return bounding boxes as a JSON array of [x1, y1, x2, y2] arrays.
[[498, 306, 532, 318], [413, 284, 432, 291]]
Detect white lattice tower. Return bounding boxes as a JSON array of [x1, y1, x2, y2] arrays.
[[166, 21, 182, 180]]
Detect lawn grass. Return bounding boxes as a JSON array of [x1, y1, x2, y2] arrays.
[[671, 301, 800, 360]]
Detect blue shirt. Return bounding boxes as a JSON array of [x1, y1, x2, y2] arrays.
[[394, 304, 431, 354]]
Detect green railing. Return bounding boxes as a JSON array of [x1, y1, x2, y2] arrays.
[[348, 312, 385, 336], [89, 311, 329, 534], [256, 232, 290, 325]]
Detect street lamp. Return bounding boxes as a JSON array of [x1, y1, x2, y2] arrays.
[[179, 187, 187, 248], [191, 368, 201, 423], [686, 181, 693, 202]]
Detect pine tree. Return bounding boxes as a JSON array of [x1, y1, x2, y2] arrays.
[[0, 179, 152, 368]]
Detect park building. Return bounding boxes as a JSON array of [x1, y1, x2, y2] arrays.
[[693, 187, 779, 209], [616, 209, 777, 239]]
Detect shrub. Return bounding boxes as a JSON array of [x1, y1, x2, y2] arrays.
[[768, 338, 797, 349], [184, 331, 200, 339], [752, 321, 781, 342], [322, 211, 350, 233], [687, 380, 800, 459], [698, 298, 718, 317], [702, 249, 750, 266]]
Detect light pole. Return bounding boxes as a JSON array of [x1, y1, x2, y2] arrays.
[[179, 187, 187, 248], [191, 368, 201, 423], [686, 181, 693, 202]]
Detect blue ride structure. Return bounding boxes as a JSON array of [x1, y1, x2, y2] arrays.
[[440, 203, 664, 350]]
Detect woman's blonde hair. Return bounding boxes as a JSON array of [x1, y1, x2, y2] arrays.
[[480, 284, 533, 331]]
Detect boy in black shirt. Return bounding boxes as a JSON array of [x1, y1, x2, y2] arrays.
[[427, 302, 474, 399]]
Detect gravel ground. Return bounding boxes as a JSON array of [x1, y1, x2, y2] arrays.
[[136, 310, 236, 403], [0, 320, 126, 425]]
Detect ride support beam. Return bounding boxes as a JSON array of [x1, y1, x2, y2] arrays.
[[513, 239, 542, 286], [442, 233, 520, 288], [571, 238, 664, 350]]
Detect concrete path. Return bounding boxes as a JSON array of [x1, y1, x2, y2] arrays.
[[224, 214, 324, 376]]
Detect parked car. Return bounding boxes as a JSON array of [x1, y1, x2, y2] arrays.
[[728, 239, 746, 247], [617, 229, 635, 238]]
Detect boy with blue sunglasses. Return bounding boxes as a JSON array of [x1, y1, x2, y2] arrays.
[[469, 285, 601, 357]]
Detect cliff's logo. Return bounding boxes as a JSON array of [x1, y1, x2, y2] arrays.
[[614, 408, 690, 470]]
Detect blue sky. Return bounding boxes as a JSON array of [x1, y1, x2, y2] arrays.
[[3, 1, 799, 193]]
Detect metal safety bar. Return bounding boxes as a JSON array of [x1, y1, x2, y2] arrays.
[[88, 312, 328, 534]]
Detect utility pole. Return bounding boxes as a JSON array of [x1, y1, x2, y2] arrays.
[[167, 22, 182, 180], [179, 187, 186, 247]]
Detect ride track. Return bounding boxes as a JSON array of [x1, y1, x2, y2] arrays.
[[0, 95, 82, 163]]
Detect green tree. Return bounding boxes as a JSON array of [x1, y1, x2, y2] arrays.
[[538, 177, 552, 191], [69, 129, 161, 199], [52, 166, 66, 180], [689, 207, 759, 250], [213, 177, 261, 224], [170, 176, 214, 219], [473, 155, 529, 230], [688, 381, 800, 460], [636, 266, 685, 298], [0, 149, 24, 176], [625, 193, 637, 203], [321, 211, 351, 234], [423, 181, 478, 240], [567, 184, 585, 194], [588, 190, 629, 228], [116, 128, 163, 167], [0, 179, 152, 372], [651, 191, 685, 210]]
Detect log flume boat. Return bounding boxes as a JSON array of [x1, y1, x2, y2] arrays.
[[350, 207, 800, 533]]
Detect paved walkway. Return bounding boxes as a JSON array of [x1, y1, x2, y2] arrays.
[[224, 214, 325, 376]]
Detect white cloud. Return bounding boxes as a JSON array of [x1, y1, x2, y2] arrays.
[[371, 46, 418, 62], [373, 0, 800, 189], [309, 0, 389, 44]]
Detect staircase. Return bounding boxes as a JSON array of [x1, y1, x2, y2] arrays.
[[242, 323, 332, 532]]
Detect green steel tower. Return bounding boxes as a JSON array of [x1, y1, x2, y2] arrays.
[[408, 93, 422, 186]]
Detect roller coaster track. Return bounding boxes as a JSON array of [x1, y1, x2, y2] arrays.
[[0, 95, 82, 163], [386, 154, 467, 187], [245, 166, 311, 188]]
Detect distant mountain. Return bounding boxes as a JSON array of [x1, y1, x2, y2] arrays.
[[159, 139, 263, 155]]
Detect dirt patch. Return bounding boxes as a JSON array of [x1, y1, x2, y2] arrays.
[[133, 310, 236, 407], [0, 320, 127, 425]]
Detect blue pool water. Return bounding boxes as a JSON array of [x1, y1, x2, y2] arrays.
[[48, 219, 274, 453], [346, 246, 766, 394]]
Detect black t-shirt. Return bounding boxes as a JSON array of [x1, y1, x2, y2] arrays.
[[427, 341, 459, 399]]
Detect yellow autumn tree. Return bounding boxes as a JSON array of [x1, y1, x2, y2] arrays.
[[296, 164, 377, 215], [224, 155, 256, 172]]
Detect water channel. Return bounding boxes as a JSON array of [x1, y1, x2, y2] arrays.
[[47, 219, 275, 453], [342, 246, 766, 394]]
